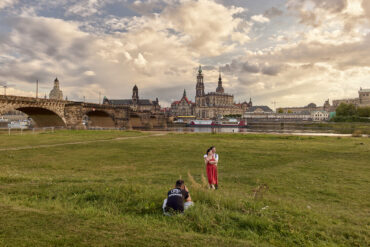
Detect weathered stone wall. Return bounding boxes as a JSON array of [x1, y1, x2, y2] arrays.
[[0, 95, 67, 127]]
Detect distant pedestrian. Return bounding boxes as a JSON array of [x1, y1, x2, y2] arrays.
[[204, 148, 218, 189], [163, 180, 194, 216]]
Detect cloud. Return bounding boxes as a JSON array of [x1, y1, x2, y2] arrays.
[[162, 0, 248, 55], [0, 13, 197, 103], [0, 0, 369, 109], [251, 14, 270, 23], [264, 7, 283, 18], [363, 0, 370, 20], [0, 0, 18, 10], [221, 60, 282, 76], [84, 70, 96, 76], [65, 0, 104, 17]]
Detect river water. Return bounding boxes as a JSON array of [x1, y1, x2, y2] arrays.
[[152, 127, 358, 137]]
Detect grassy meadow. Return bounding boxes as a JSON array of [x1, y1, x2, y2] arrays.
[[0, 130, 369, 246]]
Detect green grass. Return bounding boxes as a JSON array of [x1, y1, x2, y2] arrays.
[[0, 129, 147, 149], [0, 131, 369, 246], [307, 122, 370, 134]]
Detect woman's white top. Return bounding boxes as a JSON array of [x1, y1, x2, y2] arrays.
[[203, 153, 219, 161]]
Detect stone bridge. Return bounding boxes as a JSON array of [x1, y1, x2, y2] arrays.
[[0, 95, 167, 129]]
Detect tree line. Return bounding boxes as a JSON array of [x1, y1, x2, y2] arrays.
[[332, 103, 370, 122]]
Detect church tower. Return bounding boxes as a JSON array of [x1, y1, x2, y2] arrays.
[[216, 72, 224, 93], [132, 85, 139, 104], [196, 66, 204, 97], [49, 77, 63, 100]]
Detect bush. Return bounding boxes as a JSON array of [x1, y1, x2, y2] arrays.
[[357, 107, 370, 117], [352, 130, 363, 137], [331, 116, 370, 123]]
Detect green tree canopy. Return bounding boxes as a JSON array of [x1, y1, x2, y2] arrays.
[[357, 107, 370, 117], [336, 103, 357, 116]]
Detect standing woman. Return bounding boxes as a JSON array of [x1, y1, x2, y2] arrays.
[[211, 146, 219, 189], [205, 148, 217, 189]]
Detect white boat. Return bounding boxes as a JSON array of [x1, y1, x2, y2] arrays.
[[187, 119, 247, 128], [8, 120, 30, 129], [188, 120, 214, 126], [215, 118, 247, 127]]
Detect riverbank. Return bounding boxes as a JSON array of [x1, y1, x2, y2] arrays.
[[1, 131, 369, 246]]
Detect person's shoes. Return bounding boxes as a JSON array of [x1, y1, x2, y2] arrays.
[[215, 184, 218, 190], [211, 184, 215, 190]]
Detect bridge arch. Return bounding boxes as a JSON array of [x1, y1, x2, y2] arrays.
[[16, 107, 66, 127], [84, 110, 116, 128]]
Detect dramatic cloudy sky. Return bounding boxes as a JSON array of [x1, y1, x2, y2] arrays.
[[0, 0, 369, 108]]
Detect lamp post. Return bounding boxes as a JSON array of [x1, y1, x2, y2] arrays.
[[36, 80, 38, 99], [271, 101, 278, 112]]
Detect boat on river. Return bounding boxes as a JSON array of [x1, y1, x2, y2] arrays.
[[187, 119, 247, 128]]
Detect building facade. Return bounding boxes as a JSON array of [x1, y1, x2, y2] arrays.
[[332, 88, 370, 107], [278, 99, 335, 114], [49, 78, 63, 100], [194, 66, 246, 119], [103, 85, 161, 113], [170, 89, 195, 117], [311, 110, 329, 121], [243, 107, 330, 121]]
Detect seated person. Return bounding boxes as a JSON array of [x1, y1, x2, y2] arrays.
[[163, 180, 194, 215]]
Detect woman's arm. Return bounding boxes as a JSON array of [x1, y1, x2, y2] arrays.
[[204, 157, 208, 165], [207, 159, 217, 165], [186, 194, 192, 202]]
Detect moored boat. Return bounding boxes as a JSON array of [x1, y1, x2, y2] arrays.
[[187, 119, 247, 127], [187, 120, 215, 127]]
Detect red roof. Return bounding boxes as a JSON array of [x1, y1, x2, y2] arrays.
[[172, 96, 193, 105]]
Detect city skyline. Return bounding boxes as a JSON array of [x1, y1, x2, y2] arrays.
[[0, 0, 369, 108]]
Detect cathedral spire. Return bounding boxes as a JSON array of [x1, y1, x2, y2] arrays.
[[216, 71, 224, 93], [196, 66, 204, 97], [132, 84, 139, 104], [183, 89, 186, 98]]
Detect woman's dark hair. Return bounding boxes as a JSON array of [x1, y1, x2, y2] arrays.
[[210, 146, 215, 150], [206, 148, 212, 155]]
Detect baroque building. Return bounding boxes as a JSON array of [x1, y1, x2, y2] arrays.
[[49, 78, 63, 100], [103, 85, 161, 113], [194, 66, 247, 119], [170, 89, 195, 117]]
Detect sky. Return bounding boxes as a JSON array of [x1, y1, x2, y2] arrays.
[[0, 0, 369, 108]]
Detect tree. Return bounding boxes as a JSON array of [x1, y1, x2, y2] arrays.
[[277, 108, 283, 113], [336, 103, 357, 116], [357, 107, 370, 117]]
